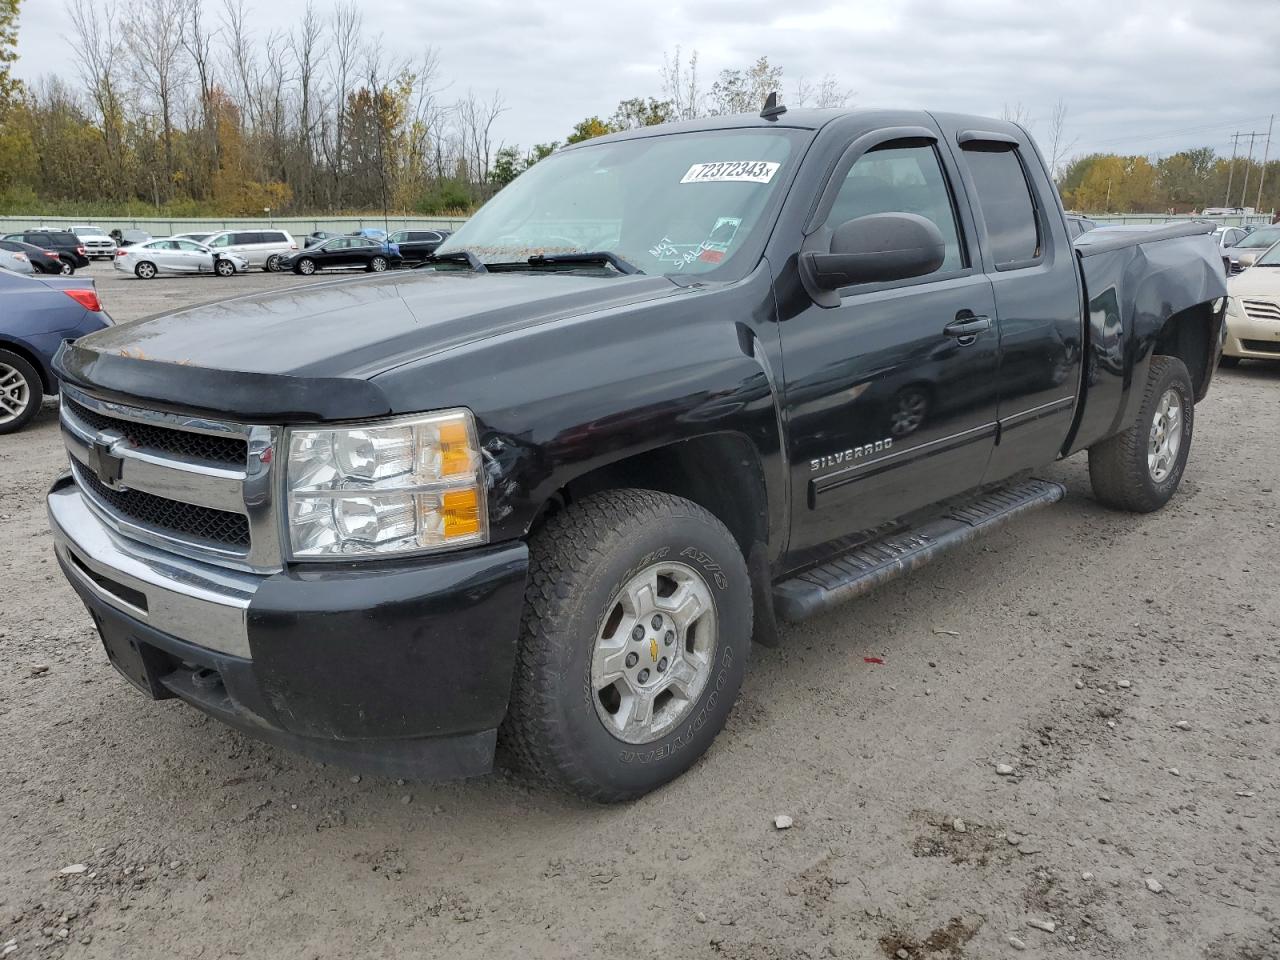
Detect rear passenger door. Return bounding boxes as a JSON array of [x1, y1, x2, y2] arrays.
[[944, 130, 1083, 482], [782, 130, 1001, 552]]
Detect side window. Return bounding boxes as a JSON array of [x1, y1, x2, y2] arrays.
[[960, 144, 1041, 267], [824, 143, 966, 273], [209, 234, 230, 248], [263, 231, 285, 243]]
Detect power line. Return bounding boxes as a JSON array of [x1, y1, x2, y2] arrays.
[[1080, 115, 1275, 151]]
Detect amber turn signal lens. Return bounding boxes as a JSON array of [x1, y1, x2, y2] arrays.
[[437, 420, 474, 476], [442, 488, 481, 538]]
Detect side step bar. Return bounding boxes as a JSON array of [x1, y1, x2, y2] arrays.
[[772, 477, 1066, 622]]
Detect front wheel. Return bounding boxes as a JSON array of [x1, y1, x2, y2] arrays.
[[214, 258, 236, 277], [265, 254, 282, 272], [134, 261, 157, 279], [0, 349, 41, 434], [502, 489, 751, 802], [1088, 355, 1194, 513], [295, 258, 317, 275], [368, 256, 388, 272]]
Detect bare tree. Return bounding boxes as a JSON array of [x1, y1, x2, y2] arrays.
[[65, 2, 128, 176], [793, 74, 852, 109], [288, 1, 326, 196], [1001, 101, 1034, 129], [1046, 98, 1077, 183], [125, 0, 190, 195], [661, 46, 702, 120], [182, 0, 219, 188], [454, 89, 507, 190], [322, 0, 362, 204]]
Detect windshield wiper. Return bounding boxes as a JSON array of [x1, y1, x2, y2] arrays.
[[525, 252, 643, 275], [412, 250, 488, 272]]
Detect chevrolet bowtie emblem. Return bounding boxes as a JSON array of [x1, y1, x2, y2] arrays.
[[89, 438, 125, 490], [649, 638, 659, 663]]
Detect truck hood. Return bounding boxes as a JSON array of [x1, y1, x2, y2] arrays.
[[55, 270, 682, 421]]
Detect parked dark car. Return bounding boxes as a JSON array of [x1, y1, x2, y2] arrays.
[[0, 270, 111, 432], [278, 235, 401, 274], [0, 238, 67, 275], [1, 231, 89, 274], [387, 229, 451, 263], [46, 107, 1226, 800], [303, 231, 341, 248]]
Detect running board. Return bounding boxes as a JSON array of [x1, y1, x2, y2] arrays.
[[772, 477, 1066, 622]]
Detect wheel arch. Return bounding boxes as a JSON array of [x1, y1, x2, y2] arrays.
[[1152, 300, 1221, 403], [532, 432, 771, 560]]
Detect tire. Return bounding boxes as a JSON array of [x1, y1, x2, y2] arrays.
[[0, 349, 42, 435], [1218, 355, 1240, 368], [134, 261, 157, 280], [295, 258, 316, 276], [1088, 355, 1194, 513], [369, 256, 388, 272], [502, 489, 752, 802], [214, 258, 236, 277], [265, 254, 282, 273], [59, 259, 74, 276]]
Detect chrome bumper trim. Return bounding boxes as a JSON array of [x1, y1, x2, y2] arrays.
[[48, 481, 261, 658]]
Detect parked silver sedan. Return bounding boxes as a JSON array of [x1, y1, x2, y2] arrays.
[[1223, 225, 1280, 274], [0, 248, 35, 275], [114, 238, 249, 279]]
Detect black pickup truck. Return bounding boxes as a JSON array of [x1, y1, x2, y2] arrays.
[[47, 106, 1226, 801]]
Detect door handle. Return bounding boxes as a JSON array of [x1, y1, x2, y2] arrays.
[[944, 315, 992, 339]]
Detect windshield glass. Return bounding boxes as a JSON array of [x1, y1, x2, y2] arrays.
[[1254, 241, 1280, 266], [1238, 226, 1280, 248], [437, 128, 806, 277]]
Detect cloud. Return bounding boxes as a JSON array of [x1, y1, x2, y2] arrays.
[[14, 0, 1280, 159]]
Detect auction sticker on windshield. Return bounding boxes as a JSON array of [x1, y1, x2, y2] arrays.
[[681, 161, 780, 184]]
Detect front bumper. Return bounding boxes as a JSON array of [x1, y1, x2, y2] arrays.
[[1224, 302, 1280, 359], [48, 475, 529, 780]]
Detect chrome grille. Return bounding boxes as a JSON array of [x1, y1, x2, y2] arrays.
[[62, 395, 247, 465], [59, 385, 282, 573], [1243, 299, 1280, 323], [73, 461, 250, 546]]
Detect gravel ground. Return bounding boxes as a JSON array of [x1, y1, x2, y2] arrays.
[[1, 270, 1278, 959]]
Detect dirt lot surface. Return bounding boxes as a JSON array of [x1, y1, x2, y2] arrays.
[[1, 268, 1278, 959]]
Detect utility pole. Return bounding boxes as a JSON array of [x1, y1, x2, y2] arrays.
[[1239, 132, 1259, 210], [1257, 114, 1274, 214], [1225, 133, 1240, 207]]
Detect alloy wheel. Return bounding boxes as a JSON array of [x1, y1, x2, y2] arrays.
[[0, 362, 32, 426]]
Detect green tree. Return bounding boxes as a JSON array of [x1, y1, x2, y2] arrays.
[[610, 97, 673, 130], [566, 116, 614, 144]]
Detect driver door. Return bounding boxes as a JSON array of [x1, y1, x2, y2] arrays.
[[781, 132, 1000, 553]]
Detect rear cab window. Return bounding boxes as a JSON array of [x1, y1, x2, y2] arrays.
[[958, 142, 1041, 269]]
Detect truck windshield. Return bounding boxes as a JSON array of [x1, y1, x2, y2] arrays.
[[1254, 242, 1280, 266], [436, 128, 806, 277]]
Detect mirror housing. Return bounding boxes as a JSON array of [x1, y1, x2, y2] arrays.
[[801, 213, 946, 307]]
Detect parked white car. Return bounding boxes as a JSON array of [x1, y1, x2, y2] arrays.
[[0, 249, 34, 275], [114, 238, 249, 279], [69, 225, 118, 260], [201, 228, 298, 272], [1222, 240, 1280, 365]]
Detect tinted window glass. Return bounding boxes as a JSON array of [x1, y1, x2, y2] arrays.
[[824, 142, 965, 273], [261, 231, 285, 243], [30, 233, 53, 245], [961, 144, 1040, 265]]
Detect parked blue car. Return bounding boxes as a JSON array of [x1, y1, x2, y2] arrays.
[[0, 269, 112, 433]]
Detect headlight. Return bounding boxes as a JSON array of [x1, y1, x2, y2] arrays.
[[285, 409, 487, 558], [1226, 297, 1244, 318]]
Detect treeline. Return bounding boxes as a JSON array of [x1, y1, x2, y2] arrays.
[[1059, 149, 1278, 214], [0, 1, 850, 217]]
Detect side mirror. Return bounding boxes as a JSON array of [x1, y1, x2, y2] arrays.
[[801, 213, 946, 306]]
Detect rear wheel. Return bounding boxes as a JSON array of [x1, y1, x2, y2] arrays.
[[295, 258, 316, 275], [0, 350, 41, 434], [59, 259, 74, 276], [1088, 355, 1194, 513], [369, 256, 388, 272], [502, 489, 751, 802], [134, 261, 157, 279]]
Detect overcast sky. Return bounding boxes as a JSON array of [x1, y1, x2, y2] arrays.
[[12, 0, 1280, 162]]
